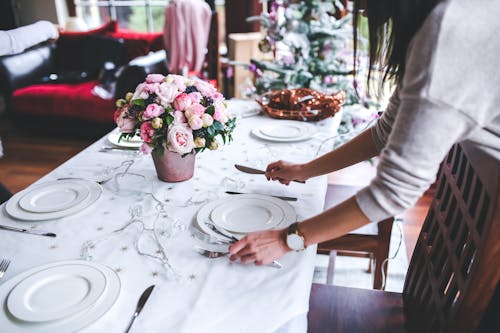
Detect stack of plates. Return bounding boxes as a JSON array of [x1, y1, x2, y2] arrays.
[[193, 194, 296, 243], [0, 260, 120, 333], [107, 132, 143, 148], [251, 121, 315, 142], [5, 179, 102, 221]]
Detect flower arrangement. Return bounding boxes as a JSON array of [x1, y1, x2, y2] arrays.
[[114, 74, 236, 156]]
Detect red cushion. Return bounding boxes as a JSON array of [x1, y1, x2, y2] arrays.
[[12, 81, 115, 123], [107, 29, 164, 62]]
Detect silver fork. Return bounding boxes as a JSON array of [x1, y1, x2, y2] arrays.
[[0, 259, 11, 279], [196, 248, 228, 258]]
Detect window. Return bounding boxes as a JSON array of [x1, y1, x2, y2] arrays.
[[75, 0, 169, 32]]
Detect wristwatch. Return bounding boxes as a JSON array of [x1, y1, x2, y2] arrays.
[[286, 222, 306, 251]]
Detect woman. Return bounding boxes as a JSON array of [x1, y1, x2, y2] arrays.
[[229, 0, 500, 265]]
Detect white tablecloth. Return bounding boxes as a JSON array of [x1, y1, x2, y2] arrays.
[[0, 101, 339, 332]]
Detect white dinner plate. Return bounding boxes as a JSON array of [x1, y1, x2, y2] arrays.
[[195, 194, 296, 241], [210, 197, 285, 233], [225, 99, 261, 118], [251, 121, 315, 142], [7, 264, 107, 322], [107, 132, 142, 148], [5, 179, 102, 221], [18, 181, 90, 213], [0, 260, 120, 333]]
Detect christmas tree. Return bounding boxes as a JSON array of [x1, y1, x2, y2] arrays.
[[245, 0, 377, 108]]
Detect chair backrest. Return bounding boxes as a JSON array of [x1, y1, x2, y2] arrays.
[[403, 143, 500, 333]]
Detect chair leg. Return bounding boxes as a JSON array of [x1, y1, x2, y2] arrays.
[[367, 253, 374, 273], [373, 218, 394, 290], [326, 251, 337, 285]]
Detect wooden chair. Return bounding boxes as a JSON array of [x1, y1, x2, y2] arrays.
[[308, 142, 500, 333], [318, 184, 394, 289]]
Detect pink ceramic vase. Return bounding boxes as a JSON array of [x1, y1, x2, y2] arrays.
[[152, 149, 195, 182]]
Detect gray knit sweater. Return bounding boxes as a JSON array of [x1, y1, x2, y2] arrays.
[[355, 0, 500, 222]]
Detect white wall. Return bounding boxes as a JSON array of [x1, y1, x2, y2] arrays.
[[12, 0, 67, 26]]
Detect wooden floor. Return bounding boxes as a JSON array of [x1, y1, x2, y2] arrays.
[[0, 120, 92, 194], [0, 119, 429, 260]]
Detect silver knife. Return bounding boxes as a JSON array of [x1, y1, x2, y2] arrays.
[[234, 164, 306, 184], [0, 224, 56, 237], [124, 285, 155, 333], [225, 191, 297, 202]]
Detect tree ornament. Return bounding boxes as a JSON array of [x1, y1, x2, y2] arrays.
[[258, 38, 273, 53]]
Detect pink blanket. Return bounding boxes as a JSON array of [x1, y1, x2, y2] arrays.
[[163, 0, 212, 74]]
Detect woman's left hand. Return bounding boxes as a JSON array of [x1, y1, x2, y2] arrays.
[[228, 229, 291, 265]]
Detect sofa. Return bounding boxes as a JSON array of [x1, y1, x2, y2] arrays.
[[0, 21, 168, 138]]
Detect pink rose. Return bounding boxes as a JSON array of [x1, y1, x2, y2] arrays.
[[194, 79, 216, 96], [211, 92, 224, 103], [173, 93, 192, 111], [140, 143, 153, 154], [188, 115, 203, 130], [146, 74, 165, 83], [115, 109, 136, 133], [173, 111, 187, 124], [167, 124, 194, 154], [185, 103, 205, 119], [143, 103, 165, 120], [155, 82, 181, 105], [132, 83, 149, 100], [140, 122, 155, 144], [188, 92, 203, 104], [143, 83, 159, 94]]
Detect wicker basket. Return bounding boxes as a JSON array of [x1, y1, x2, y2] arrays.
[[256, 88, 345, 122]]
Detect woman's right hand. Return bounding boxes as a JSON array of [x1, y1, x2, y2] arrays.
[[265, 160, 308, 185]]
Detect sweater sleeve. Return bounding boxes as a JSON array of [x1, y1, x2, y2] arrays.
[[370, 87, 401, 152], [356, 97, 477, 222]]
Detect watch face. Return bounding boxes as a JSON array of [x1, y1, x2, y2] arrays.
[[287, 233, 304, 251]]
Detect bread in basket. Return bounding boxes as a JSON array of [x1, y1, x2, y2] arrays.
[[256, 88, 345, 122]]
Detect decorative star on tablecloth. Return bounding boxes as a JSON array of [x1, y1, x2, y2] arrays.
[[188, 273, 196, 281]]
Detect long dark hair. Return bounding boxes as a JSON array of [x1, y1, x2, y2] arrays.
[[353, 0, 440, 93]]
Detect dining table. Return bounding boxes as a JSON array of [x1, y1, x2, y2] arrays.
[[0, 99, 342, 333]]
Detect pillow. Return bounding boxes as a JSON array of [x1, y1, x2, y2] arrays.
[[106, 29, 164, 62], [82, 35, 125, 79], [55, 21, 118, 72]]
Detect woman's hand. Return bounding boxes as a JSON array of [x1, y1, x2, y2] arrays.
[[228, 229, 291, 265], [265, 160, 308, 185]]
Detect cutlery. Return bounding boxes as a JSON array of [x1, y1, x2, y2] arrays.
[[234, 164, 305, 184], [225, 191, 297, 202], [196, 248, 229, 258], [0, 259, 10, 279], [125, 285, 155, 333], [57, 176, 113, 185], [205, 222, 282, 269], [0, 224, 56, 237], [99, 147, 139, 152]]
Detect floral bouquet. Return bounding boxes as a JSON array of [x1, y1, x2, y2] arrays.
[[114, 74, 236, 156]]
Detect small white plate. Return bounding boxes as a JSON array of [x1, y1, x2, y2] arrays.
[[259, 123, 306, 139], [7, 264, 107, 322], [251, 121, 315, 142], [5, 179, 102, 221], [107, 132, 142, 148], [18, 181, 90, 213], [210, 198, 284, 233], [0, 260, 120, 333], [195, 194, 296, 241]]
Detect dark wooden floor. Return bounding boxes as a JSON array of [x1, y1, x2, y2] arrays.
[[0, 119, 92, 194]]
